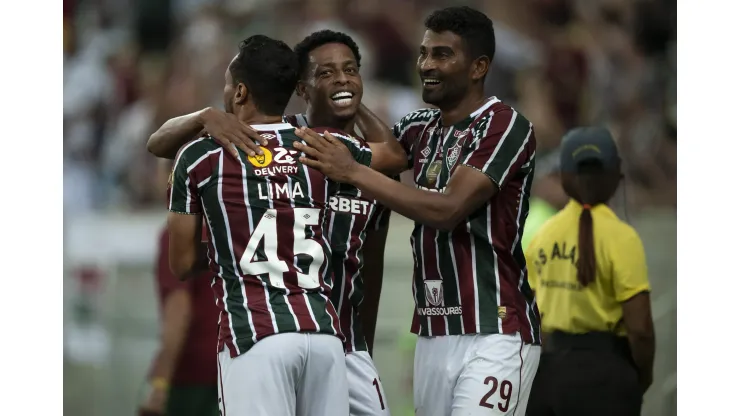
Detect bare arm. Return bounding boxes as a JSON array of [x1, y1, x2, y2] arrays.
[[351, 165, 495, 231], [148, 288, 193, 382], [167, 212, 209, 280], [294, 128, 498, 231], [621, 292, 655, 394], [148, 107, 268, 160], [360, 222, 389, 355], [355, 104, 409, 175], [148, 109, 209, 159], [295, 107, 534, 230]]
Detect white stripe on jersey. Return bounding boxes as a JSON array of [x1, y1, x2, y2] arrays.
[[169, 137, 205, 212], [497, 123, 533, 185], [273, 130, 306, 331], [480, 111, 518, 174], [235, 144, 267, 340], [213, 148, 242, 355]]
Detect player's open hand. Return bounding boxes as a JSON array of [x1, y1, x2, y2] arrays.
[[293, 127, 358, 183], [201, 107, 268, 159]]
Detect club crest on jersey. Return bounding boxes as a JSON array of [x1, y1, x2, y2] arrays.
[[248, 147, 273, 168], [454, 129, 469, 139], [446, 142, 462, 169], [426, 160, 444, 186], [424, 280, 444, 307]]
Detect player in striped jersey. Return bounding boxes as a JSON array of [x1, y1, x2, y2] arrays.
[[294, 7, 542, 416], [288, 30, 403, 416], [149, 30, 407, 416], [166, 35, 371, 416]]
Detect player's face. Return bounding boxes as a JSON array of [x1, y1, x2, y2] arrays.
[[417, 30, 471, 107], [223, 56, 237, 114], [303, 43, 363, 122]]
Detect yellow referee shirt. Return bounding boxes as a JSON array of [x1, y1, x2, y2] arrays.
[[525, 200, 650, 336]]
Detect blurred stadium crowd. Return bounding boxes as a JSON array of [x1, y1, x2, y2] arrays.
[[63, 0, 676, 217]]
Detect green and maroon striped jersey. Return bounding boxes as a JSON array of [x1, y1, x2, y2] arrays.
[[284, 114, 391, 352], [167, 122, 372, 357], [393, 98, 541, 344]]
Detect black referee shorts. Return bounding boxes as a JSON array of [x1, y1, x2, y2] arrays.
[[526, 332, 642, 416]]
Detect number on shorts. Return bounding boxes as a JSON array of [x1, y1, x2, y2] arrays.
[[479, 376, 513, 412], [239, 208, 324, 289], [372, 378, 385, 410]]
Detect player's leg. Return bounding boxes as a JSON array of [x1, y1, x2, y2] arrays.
[[296, 333, 349, 416], [345, 351, 390, 416], [414, 336, 468, 416], [218, 333, 306, 415], [451, 333, 541, 416]]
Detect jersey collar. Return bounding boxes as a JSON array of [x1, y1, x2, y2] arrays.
[[251, 122, 295, 130]]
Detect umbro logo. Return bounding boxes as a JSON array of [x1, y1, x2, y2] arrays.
[[421, 147, 431, 157], [261, 133, 276, 140]]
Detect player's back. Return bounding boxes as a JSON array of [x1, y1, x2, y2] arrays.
[[172, 121, 371, 357]]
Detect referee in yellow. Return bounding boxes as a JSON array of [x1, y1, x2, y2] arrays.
[[524, 127, 655, 416]]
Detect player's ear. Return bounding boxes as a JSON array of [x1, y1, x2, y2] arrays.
[[470, 56, 489, 82], [296, 80, 308, 100], [235, 82, 249, 105]]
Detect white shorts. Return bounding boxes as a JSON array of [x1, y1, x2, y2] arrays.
[[413, 333, 541, 416], [217, 333, 349, 416], [346, 351, 390, 416]]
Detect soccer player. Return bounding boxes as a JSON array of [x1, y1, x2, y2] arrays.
[[289, 30, 399, 416], [166, 35, 371, 416], [139, 220, 219, 416], [148, 30, 406, 416], [294, 6, 542, 416]]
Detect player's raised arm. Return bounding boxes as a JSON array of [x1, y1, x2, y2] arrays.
[[166, 142, 212, 280], [355, 104, 408, 175], [294, 108, 534, 231], [148, 107, 268, 160]]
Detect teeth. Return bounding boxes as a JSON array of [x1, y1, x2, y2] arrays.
[[423, 78, 441, 85], [331, 92, 353, 100]]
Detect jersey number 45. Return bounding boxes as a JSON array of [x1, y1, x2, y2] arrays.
[[239, 208, 324, 290]]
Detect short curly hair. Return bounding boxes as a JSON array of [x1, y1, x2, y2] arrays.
[[229, 35, 299, 116], [294, 30, 362, 79], [424, 6, 496, 63]]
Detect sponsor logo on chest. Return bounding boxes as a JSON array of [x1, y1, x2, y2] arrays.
[[329, 196, 372, 216], [417, 279, 463, 316], [248, 146, 301, 176]]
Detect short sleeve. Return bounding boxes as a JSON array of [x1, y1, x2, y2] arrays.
[[167, 142, 209, 214], [458, 108, 535, 188], [611, 229, 651, 302], [393, 109, 437, 170]]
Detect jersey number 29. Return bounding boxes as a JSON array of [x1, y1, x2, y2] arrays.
[[239, 208, 324, 290]]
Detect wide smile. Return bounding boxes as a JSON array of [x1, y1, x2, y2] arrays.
[[330, 91, 356, 108], [422, 77, 442, 89]]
